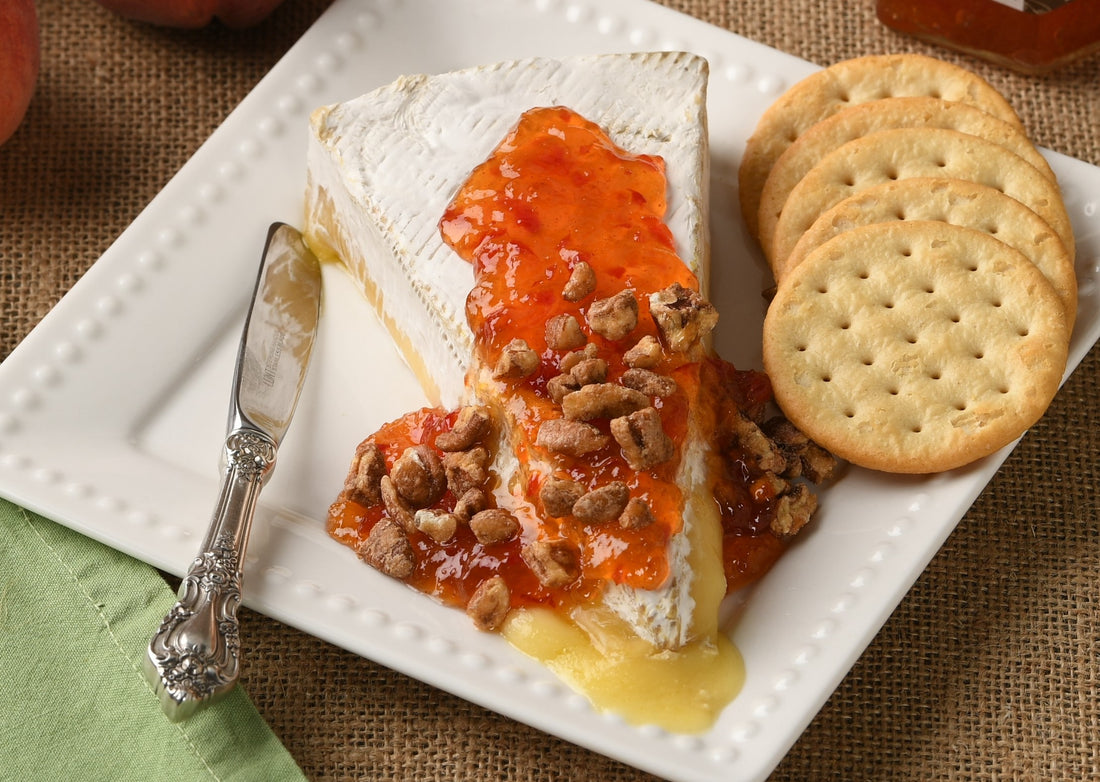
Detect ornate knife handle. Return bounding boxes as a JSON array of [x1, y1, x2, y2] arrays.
[[144, 429, 276, 721]]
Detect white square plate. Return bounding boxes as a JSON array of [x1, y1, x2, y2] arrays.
[[1, 1, 1097, 780]]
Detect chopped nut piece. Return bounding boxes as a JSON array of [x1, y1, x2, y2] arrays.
[[493, 338, 540, 379], [731, 410, 789, 475], [762, 416, 809, 449], [466, 575, 511, 632], [414, 508, 458, 543], [452, 487, 489, 523], [539, 477, 585, 518], [619, 497, 656, 529], [560, 343, 599, 373], [561, 383, 649, 421], [649, 282, 718, 353], [754, 471, 789, 499], [770, 483, 818, 540], [586, 289, 638, 341], [572, 481, 630, 523], [570, 357, 608, 386], [535, 418, 610, 456], [435, 406, 492, 451], [469, 508, 521, 545], [610, 407, 676, 470], [379, 475, 415, 532], [389, 445, 447, 507], [620, 368, 677, 398], [762, 416, 838, 483], [522, 539, 582, 588], [623, 335, 662, 368], [442, 446, 490, 497], [344, 442, 386, 506], [357, 518, 415, 579], [562, 261, 597, 301], [546, 373, 580, 404], [545, 313, 587, 351], [801, 442, 839, 484]]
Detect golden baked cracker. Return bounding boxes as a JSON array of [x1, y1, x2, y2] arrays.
[[778, 177, 1077, 328], [738, 53, 1023, 239], [770, 127, 1075, 271], [762, 221, 1068, 474], [756, 97, 1054, 262]]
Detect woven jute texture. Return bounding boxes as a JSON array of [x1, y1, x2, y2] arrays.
[[2, 1, 1098, 780]]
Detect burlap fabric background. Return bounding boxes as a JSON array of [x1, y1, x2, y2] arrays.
[[2, 1, 1097, 779]]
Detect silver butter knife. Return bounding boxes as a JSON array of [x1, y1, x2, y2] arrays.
[[145, 222, 323, 721]]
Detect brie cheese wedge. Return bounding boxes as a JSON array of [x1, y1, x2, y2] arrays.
[[306, 52, 716, 652]]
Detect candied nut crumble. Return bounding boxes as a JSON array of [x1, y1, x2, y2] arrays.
[[329, 281, 838, 634], [328, 107, 840, 638], [770, 483, 818, 540], [539, 477, 586, 518], [619, 497, 656, 530], [452, 487, 489, 523], [443, 446, 490, 497], [650, 282, 719, 353], [586, 289, 639, 341], [415, 508, 458, 543], [546, 373, 581, 404], [344, 442, 386, 506], [357, 518, 415, 579], [535, 418, 610, 456], [379, 475, 416, 532], [522, 539, 582, 589], [562, 261, 596, 302], [569, 357, 609, 387], [467, 575, 511, 631], [620, 367, 677, 398], [561, 383, 649, 421], [560, 343, 599, 373], [390, 444, 447, 507], [469, 508, 521, 545], [728, 410, 789, 476], [545, 313, 587, 351], [572, 481, 630, 523], [435, 405, 491, 451], [611, 407, 676, 470], [494, 338, 540, 379], [762, 417, 838, 483], [623, 335, 662, 368]]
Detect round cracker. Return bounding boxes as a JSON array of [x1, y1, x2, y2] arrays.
[[762, 221, 1068, 474], [778, 177, 1077, 329], [738, 54, 1023, 238], [770, 127, 1075, 271], [756, 96, 1054, 262]]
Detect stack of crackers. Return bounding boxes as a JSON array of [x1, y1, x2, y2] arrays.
[[741, 54, 1076, 474]]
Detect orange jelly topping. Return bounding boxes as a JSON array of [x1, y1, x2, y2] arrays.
[[328, 106, 789, 613]]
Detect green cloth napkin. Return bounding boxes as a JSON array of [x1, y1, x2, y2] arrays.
[[0, 499, 307, 782]]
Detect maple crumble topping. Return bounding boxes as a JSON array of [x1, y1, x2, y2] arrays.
[[327, 106, 835, 634]]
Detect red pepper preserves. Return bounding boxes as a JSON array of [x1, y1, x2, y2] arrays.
[[329, 106, 798, 615]]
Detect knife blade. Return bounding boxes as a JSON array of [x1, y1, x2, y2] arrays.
[[144, 222, 323, 721]]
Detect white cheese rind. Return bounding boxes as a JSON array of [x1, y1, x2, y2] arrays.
[[305, 51, 713, 649]]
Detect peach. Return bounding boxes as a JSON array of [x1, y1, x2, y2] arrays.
[[0, 0, 39, 146], [90, 0, 287, 29]]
